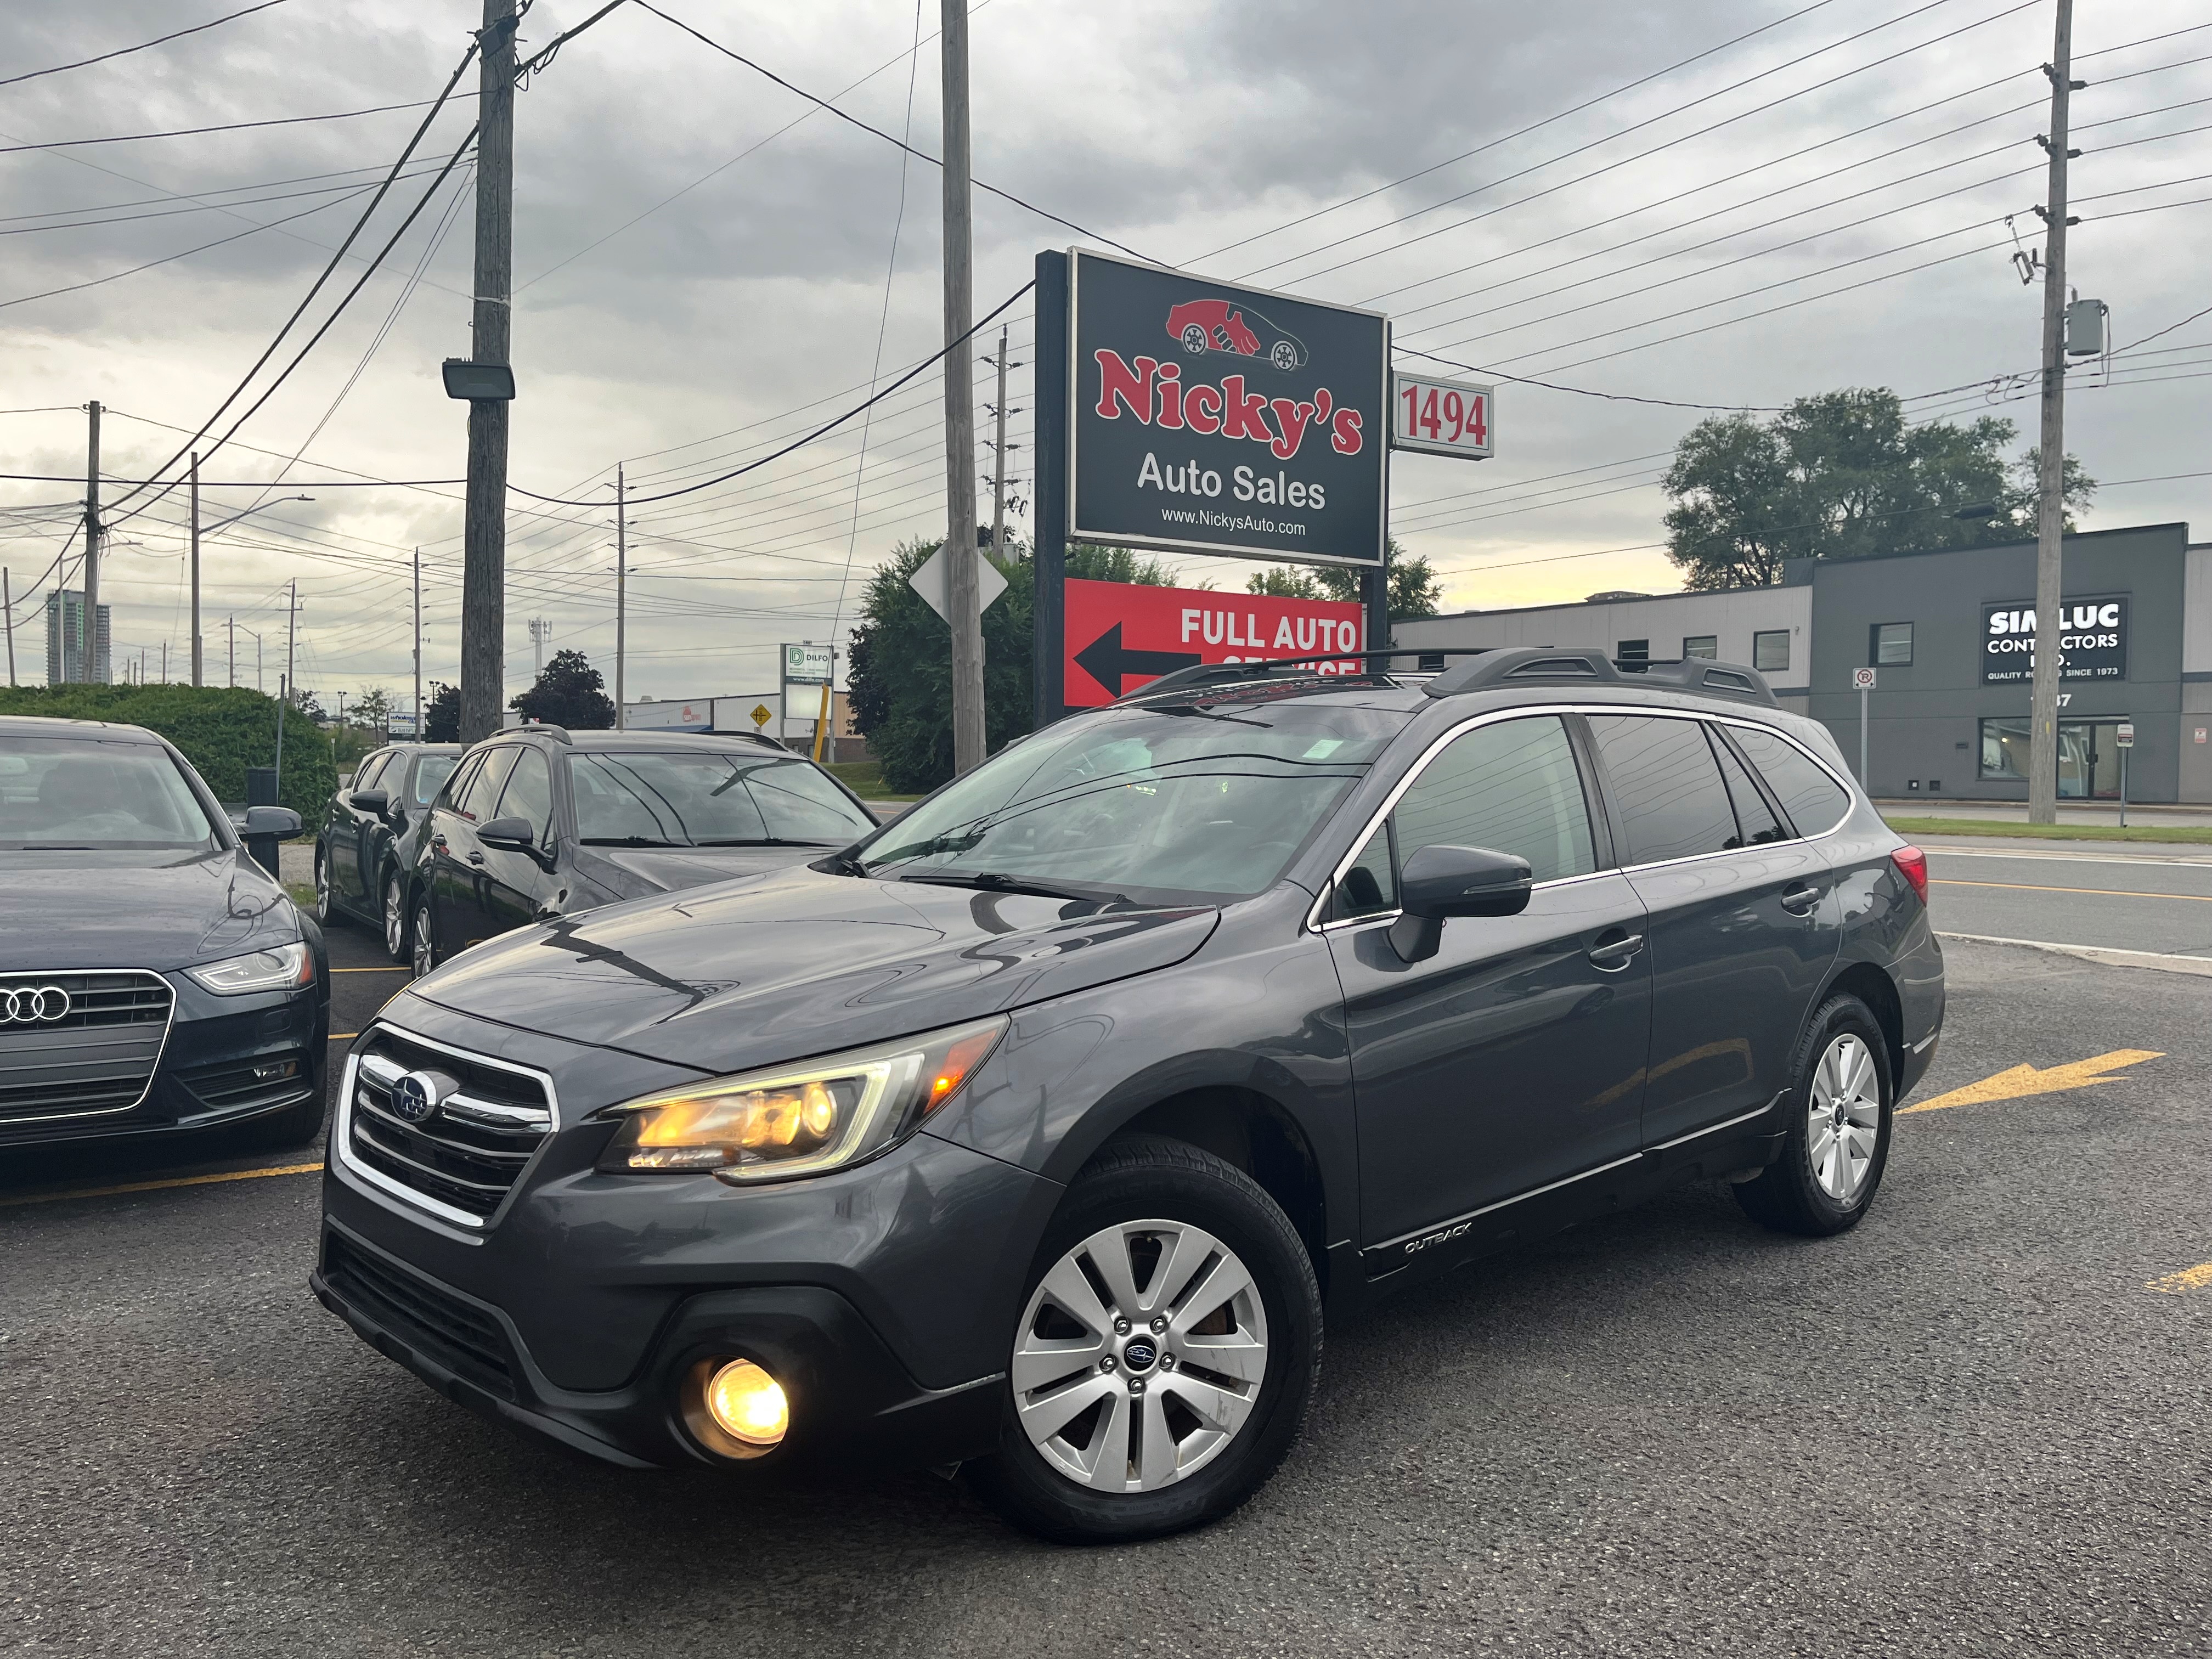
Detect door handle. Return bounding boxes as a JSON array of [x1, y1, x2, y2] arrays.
[[431, 833, 448, 851], [467, 851, 486, 866], [1780, 883, 1821, 915], [1587, 929, 1644, 969]]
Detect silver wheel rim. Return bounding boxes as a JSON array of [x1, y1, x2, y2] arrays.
[[413, 907, 433, 978], [1013, 1218, 1268, 1494], [383, 879, 404, 957], [314, 857, 331, 919], [1808, 1032, 1881, 1203]]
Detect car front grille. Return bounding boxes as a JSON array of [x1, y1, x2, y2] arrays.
[[0, 969, 174, 1125], [343, 1026, 554, 1224], [322, 1230, 519, 1398]]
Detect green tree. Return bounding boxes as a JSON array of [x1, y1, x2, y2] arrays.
[[847, 541, 1173, 794], [1243, 541, 1442, 618], [0, 684, 336, 816], [511, 648, 615, 729], [353, 686, 392, 732], [424, 681, 460, 743], [1661, 388, 2096, 590]]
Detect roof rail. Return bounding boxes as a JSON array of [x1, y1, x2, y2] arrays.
[[1111, 648, 1491, 704], [514, 721, 573, 744], [1421, 647, 1778, 707]]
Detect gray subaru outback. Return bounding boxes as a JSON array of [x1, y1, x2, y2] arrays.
[[314, 647, 1942, 1543]]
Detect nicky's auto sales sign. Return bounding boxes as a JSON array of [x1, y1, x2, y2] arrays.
[[1068, 249, 1387, 568]]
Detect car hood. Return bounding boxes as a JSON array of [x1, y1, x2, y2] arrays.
[[0, 848, 297, 972], [579, 843, 834, 895], [409, 862, 1221, 1075]]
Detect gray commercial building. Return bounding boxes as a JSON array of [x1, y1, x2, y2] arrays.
[[1395, 520, 2211, 804], [43, 589, 112, 685]]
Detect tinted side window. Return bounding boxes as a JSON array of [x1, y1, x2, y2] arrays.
[[1390, 716, 1597, 884], [1587, 713, 1738, 865], [413, 753, 458, 808], [352, 753, 392, 791], [1730, 725, 1853, 836], [458, 747, 520, 821], [496, 748, 556, 846], [1708, 726, 1786, 845], [436, 752, 483, 812], [1331, 821, 1396, 920]]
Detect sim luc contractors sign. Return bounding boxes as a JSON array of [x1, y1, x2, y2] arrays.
[[1982, 596, 2129, 684], [1069, 249, 1388, 568]]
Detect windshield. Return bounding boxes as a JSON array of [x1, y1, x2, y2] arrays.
[[0, 735, 222, 851], [570, 751, 875, 847], [855, 698, 1402, 904], [412, 753, 458, 807]]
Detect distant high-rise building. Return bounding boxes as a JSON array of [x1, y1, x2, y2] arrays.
[[44, 589, 111, 684]]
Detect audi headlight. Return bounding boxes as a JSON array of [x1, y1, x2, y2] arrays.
[[596, 1015, 1007, 1183], [185, 941, 314, 995]]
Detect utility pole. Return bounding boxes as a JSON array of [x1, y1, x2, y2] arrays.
[[940, 0, 984, 774], [614, 465, 629, 730], [988, 323, 1014, 557], [228, 614, 235, 687], [274, 579, 300, 801], [3, 567, 14, 687], [160, 640, 167, 683], [527, 615, 551, 676], [412, 545, 422, 740], [460, 0, 517, 742], [2027, 0, 2079, 825], [81, 400, 101, 684], [189, 451, 203, 685]]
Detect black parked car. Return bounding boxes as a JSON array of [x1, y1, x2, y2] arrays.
[[1, 715, 329, 1151], [405, 726, 877, 977], [314, 650, 1942, 1543], [314, 742, 462, 961]]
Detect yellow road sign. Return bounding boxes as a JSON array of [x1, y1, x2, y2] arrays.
[[751, 703, 772, 728], [1900, 1048, 2164, 1115]]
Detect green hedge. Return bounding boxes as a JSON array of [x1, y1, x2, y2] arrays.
[[0, 684, 337, 817]]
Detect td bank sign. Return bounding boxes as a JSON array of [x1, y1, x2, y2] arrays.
[[1982, 595, 2128, 684]]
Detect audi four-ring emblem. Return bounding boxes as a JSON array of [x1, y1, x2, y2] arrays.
[[0, 985, 72, 1025]]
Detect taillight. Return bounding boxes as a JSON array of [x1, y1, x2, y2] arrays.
[[1891, 845, 1928, 905]]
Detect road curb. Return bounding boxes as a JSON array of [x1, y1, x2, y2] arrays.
[[1938, 930, 2212, 978]]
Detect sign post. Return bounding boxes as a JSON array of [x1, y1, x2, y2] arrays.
[[2116, 720, 2134, 826], [1852, 665, 1877, 786]]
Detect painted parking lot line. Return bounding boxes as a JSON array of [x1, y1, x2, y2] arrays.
[[0, 1160, 324, 1209], [1933, 878, 2212, 902], [1938, 932, 2212, 977], [1900, 1049, 2164, 1115], [2147, 1261, 2212, 1295]]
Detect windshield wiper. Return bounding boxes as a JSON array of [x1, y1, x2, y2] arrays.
[[580, 836, 686, 848], [823, 851, 870, 878], [690, 837, 838, 848], [13, 844, 97, 850], [900, 870, 1133, 909]]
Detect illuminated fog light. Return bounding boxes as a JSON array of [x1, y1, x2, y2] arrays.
[[705, 1358, 788, 1448]]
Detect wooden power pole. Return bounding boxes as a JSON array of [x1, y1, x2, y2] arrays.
[[460, 0, 518, 742], [2028, 0, 2078, 825], [614, 465, 628, 730], [189, 452, 203, 686], [81, 400, 101, 684], [940, 0, 984, 774]]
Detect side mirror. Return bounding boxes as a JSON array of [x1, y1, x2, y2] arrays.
[[1388, 844, 1532, 963], [476, 816, 536, 851], [351, 789, 390, 815], [242, 805, 303, 839]]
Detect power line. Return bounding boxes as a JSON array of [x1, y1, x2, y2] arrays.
[[0, 159, 469, 236], [0, 1, 290, 91], [0, 93, 481, 155]]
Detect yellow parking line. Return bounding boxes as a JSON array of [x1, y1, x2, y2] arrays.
[[2147, 1261, 2212, 1295], [1933, 878, 2212, 902], [330, 1031, 358, 1040], [0, 1160, 323, 1209]]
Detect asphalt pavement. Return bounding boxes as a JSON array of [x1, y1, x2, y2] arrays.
[[1922, 838, 2212, 962], [4, 906, 2211, 1656]]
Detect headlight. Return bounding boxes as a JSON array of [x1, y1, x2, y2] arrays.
[[596, 1015, 1007, 1183], [185, 941, 314, 995]]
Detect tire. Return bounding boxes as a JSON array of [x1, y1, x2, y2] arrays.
[[382, 870, 410, 963], [411, 898, 440, 978], [1269, 340, 1297, 371], [312, 849, 336, 925], [964, 1136, 1321, 1544], [1734, 994, 1893, 1237], [1180, 324, 1209, 354]]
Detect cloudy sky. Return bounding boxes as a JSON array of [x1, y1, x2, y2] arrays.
[[1, 0, 2207, 709]]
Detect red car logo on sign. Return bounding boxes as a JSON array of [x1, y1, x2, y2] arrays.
[[1166, 299, 1307, 373]]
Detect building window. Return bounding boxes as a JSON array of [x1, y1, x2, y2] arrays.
[[1753, 629, 1791, 673], [1616, 638, 1649, 668], [1683, 635, 1717, 660], [1872, 622, 1913, 665]]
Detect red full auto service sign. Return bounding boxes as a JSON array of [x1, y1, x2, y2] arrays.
[[1063, 577, 1366, 706], [1068, 249, 1389, 568]]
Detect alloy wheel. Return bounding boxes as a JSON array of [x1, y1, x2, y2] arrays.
[[412, 904, 435, 978], [313, 855, 332, 922], [383, 877, 404, 958], [1808, 1032, 1881, 1202], [1012, 1218, 1268, 1493]]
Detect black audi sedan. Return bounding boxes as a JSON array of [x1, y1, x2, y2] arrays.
[[403, 726, 876, 975], [0, 715, 329, 1152], [316, 648, 1942, 1544], [312, 742, 462, 961]]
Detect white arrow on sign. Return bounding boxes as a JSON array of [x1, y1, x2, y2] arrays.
[[909, 543, 1008, 625]]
